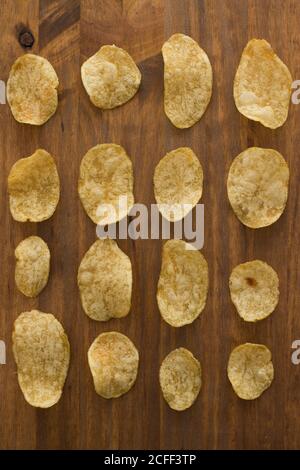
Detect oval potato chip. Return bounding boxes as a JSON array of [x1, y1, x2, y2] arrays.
[[157, 240, 208, 327], [229, 260, 279, 322], [227, 343, 274, 400], [8, 149, 60, 222], [234, 39, 292, 129], [7, 53, 59, 125], [227, 147, 289, 228], [15, 236, 50, 298], [159, 347, 201, 411], [88, 332, 139, 399], [12, 310, 70, 408], [154, 147, 203, 222], [81, 45, 141, 109], [78, 144, 134, 225], [162, 33, 212, 128], [78, 239, 132, 321]]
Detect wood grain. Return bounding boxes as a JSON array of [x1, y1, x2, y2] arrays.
[[0, 0, 300, 450]]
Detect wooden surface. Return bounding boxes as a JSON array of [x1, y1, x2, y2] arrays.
[[0, 0, 300, 450]]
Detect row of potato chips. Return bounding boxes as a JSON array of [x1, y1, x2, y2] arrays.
[[12, 232, 280, 326], [7, 144, 290, 229], [12, 310, 274, 409], [6, 36, 292, 129]]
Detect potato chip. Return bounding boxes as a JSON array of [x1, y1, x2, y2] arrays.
[[154, 147, 203, 222], [78, 239, 132, 321], [88, 332, 139, 399], [7, 53, 59, 125], [229, 260, 279, 322], [78, 144, 134, 225], [8, 149, 60, 222], [227, 147, 289, 228], [162, 33, 212, 128], [81, 45, 141, 109], [159, 348, 201, 411], [157, 240, 208, 327], [227, 343, 274, 400], [234, 39, 292, 129], [12, 310, 70, 408], [15, 236, 50, 298]]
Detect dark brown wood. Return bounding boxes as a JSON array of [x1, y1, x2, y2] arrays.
[[0, 0, 300, 450]]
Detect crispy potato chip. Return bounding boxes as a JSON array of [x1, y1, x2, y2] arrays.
[[7, 53, 59, 125], [159, 347, 201, 411], [15, 236, 50, 298], [88, 332, 139, 399], [229, 260, 279, 322], [8, 149, 60, 222], [157, 240, 208, 327], [227, 147, 289, 228], [162, 33, 212, 128], [78, 144, 134, 225], [227, 343, 274, 400], [12, 310, 70, 408], [81, 45, 141, 109], [154, 147, 203, 222], [234, 39, 292, 129], [78, 239, 132, 321]]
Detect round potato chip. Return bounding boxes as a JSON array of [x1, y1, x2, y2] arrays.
[[78, 239, 132, 321], [12, 310, 70, 408], [88, 332, 139, 399], [7, 53, 59, 125], [81, 45, 141, 109], [157, 240, 208, 327], [154, 147, 203, 222], [234, 39, 292, 129], [162, 33, 212, 128], [227, 343, 274, 400], [15, 236, 50, 298], [8, 149, 60, 222], [159, 348, 201, 411], [78, 144, 134, 225], [229, 260, 279, 322], [227, 147, 289, 228]]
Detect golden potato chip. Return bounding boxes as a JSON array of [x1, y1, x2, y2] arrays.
[[81, 45, 141, 109], [154, 147, 203, 222], [229, 260, 279, 322], [157, 240, 208, 327], [12, 310, 70, 408], [15, 236, 50, 298], [88, 332, 139, 399], [8, 149, 60, 222], [234, 39, 292, 129], [227, 147, 289, 228], [7, 53, 59, 125], [78, 144, 134, 225], [159, 348, 201, 411], [162, 33, 212, 128], [227, 343, 274, 400], [78, 239, 132, 321]]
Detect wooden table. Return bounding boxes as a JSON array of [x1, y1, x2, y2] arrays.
[[0, 0, 300, 450]]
